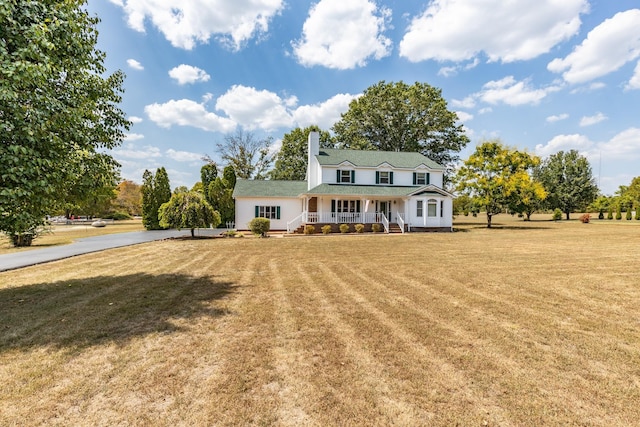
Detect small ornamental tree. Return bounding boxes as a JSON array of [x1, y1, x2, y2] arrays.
[[616, 205, 622, 220], [158, 191, 221, 238], [607, 206, 614, 220], [626, 207, 632, 220]]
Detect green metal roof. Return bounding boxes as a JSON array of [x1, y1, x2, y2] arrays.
[[232, 179, 308, 198], [316, 148, 444, 170], [305, 184, 422, 197]]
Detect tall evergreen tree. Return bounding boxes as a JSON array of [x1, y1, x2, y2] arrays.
[[141, 167, 171, 230]]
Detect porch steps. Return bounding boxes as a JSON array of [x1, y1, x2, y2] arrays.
[[388, 223, 403, 234]]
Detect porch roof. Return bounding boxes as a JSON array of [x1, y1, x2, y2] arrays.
[[305, 183, 421, 197], [233, 179, 307, 198]]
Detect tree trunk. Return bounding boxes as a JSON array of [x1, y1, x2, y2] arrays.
[[565, 211, 570, 220], [11, 234, 34, 247], [487, 212, 492, 228], [190, 228, 195, 238], [525, 212, 532, 221]]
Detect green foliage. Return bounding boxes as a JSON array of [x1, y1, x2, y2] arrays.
[[339, 224, 350, 233], [607, 206, 614, 220], [626, 208, 632, 220], [0, 0, 129, 246], [321, 225, 332, 234], [141, 168, 172, 230], [616, 205, 622, 220], [270, 126, 333, 180], [536, 150, 598, 220], [304, 225, 316, 235], [158, 191, 221, 238], [355, 224, 365, 233], [200, 163, 218, 191], [371, 223, 381, 233], [552, 209, 563, 221], [455, 140, 544, 228], [248, 217, 270, 237], [102, 211, 132, 220], [111, 180, 142, 216], [215, 130, 273, 180], [332, 81, 469, 176], [207, 174, 235, 224]]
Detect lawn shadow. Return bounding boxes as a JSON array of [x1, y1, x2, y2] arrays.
[[0, 273, 236, 352]]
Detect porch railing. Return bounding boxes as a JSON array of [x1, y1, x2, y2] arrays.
[[306, 212, 384, 224], [286, 212, 304, 233], [396, 213, 405, 234], [381, 213, 389, 233]]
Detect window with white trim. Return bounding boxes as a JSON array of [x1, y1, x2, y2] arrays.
[[427, 199, 437, 217], [379, 171, 390, 184], [337, 169, 354, 183], [415, 172, 429, 185], [255, 205, 280, 219], [416, 200, 423, 217]]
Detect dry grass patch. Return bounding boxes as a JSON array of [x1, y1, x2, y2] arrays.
[[1, 217, 639, 425], [0, 220, 145, 255]]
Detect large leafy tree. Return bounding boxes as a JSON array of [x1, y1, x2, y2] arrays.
[[215, 129, 273, 179], [141, 167, 171, 230], [536, 150, 598, 220], [0, 0, 129, 246], [207, 165, 236, 225], [332, 81, 469, 174], [159, 191, 221, 238], [270, 126, 333, 180], [455, 140, 544, 228], [111, 180, 142, 216]]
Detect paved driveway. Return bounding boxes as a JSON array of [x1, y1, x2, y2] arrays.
[[0, 228, 223, 272]]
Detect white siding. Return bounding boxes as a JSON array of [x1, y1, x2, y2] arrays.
[[235, 197, 304, 231]]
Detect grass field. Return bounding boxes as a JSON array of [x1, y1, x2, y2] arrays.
[[0, 220, 145, 255], [1, 216, 639, 426]]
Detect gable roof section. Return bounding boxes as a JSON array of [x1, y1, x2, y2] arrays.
[[233, 179, 307, 198], [407, 185, 455, 198], [316, 148, 444, 170]]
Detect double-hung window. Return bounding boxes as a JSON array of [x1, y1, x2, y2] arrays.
[[413, 172, 430, 185], [255, 205, 280, 219], [337, 169, 355, 183], [416, 200, 423, 217], [376, 171, 394, 185], [427, 199, 437, 217]]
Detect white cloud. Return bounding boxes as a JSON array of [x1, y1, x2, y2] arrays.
[[478, 107, 492, 115], [113, 0, 284, 50], [478, 76, 560, 106], [580, 112, 608, 127], [626, 61, 640, 90], [292, 93, 359, 129], [128, 116, 144, 124], [145, 99, 237, 133], [292, 0, 392, 69], [535, 134, 593, 158], [113, 143, 163, 159], [215, 85, 294, 131], [166, 149, 203, 162], [168, 64, 211, 85], [438, 66, 458, 77], [455, 111, 473, 123], [127, 59, 144, 70], [124, 133, 145, 141], [450, 96, 476, 109], [546, 113, 569, 123], [548, 9, 640, 83], [535, 128, 640, 161], [594, 128, 640, 160], [399, 0, 587, 63]]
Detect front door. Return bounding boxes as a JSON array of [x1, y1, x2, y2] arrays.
[[379, 201, 391, 220]]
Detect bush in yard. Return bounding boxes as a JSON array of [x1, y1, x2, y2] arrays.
[[598, 209, 604, 220], [579, 213, 590, 223], [304, 225, 315, 235], [248, 217, 270, 237], [355, 223, 365, 233], [371, 223, 381, 233], [321, 225, 332, 234], [102, 211, 131, 220], [339, 223, 350, 233], [615, 205, 622, 220], [637, 206, 640, 220], [626, 208, 632, 220], [552, 208, 562, 221], [607, 206, 614, 220]]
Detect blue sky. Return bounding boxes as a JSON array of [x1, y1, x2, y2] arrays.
[[90, 0, 640, 195]]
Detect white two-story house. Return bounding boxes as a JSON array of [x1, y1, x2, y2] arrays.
[[233, 132, 454, 232]]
